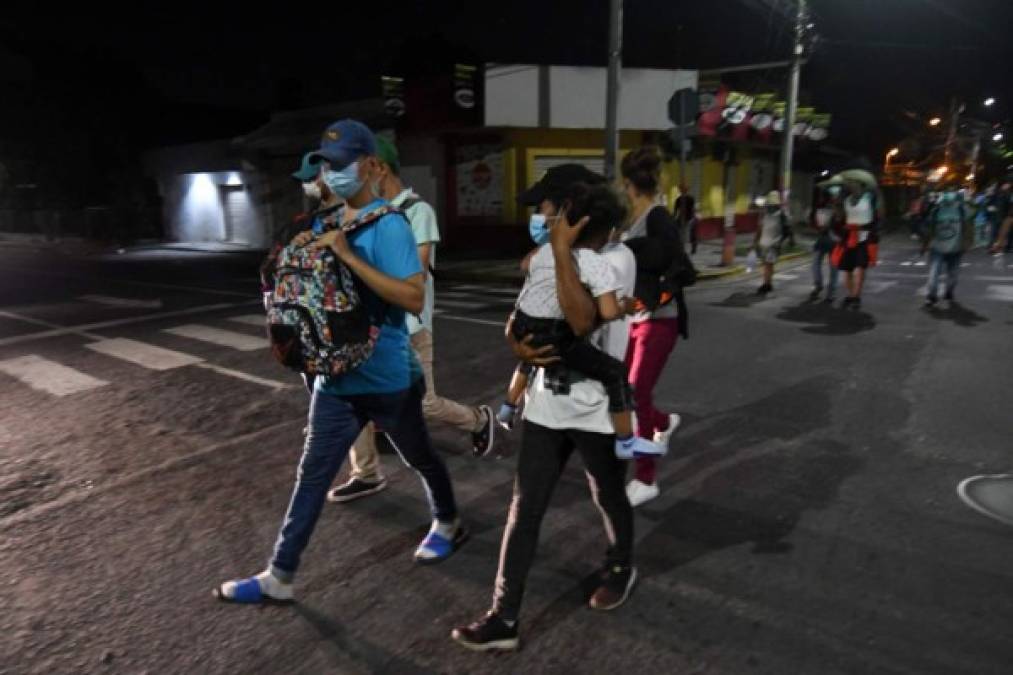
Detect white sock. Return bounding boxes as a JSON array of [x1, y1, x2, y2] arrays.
[[433, 517, 459, 540], [256, 569, 294, 600]]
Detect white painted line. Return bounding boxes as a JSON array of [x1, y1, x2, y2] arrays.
[[986, 285, 1013, 302], [163, 324, 268, 351], [900, 261, 913, 267], [193, 362, 295, 389], [434, 313, 505, 327], [772, 273, 799, 281], [865, 281, 898, 294], [86, 338, 204, 370], [78, 295, 163, 309], [0, 300, 260, 348], [228, 314, 267, 327], [435, 298, 500, 311], [961, 263, 971, 268], [914, 261, 927, 267], [443, 284, 520, 296], [0, 355, 108, 397], [973, 275, 1013, 282], [0, 310, 103, 340]]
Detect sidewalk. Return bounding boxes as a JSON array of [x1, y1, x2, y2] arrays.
[[437, 233, 814, 286]]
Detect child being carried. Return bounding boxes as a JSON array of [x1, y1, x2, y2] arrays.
[[497, 182, 665, 460]]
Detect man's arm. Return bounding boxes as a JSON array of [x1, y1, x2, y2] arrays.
[[550, 213, 597, 336], [312, 229, 425, 314], [417, 243, 433, 276]]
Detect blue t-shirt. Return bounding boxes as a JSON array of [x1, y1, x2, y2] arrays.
[[318, 200, 423, 395]]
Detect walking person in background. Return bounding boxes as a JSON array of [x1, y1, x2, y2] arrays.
[[833, 179, 882, 310], [328, 136, 496, 503], [923, 190, 972, 306], [674, 182, 698, 254], [753, 191, 789, 296], [810, 184, 843, 302], [620, 146, 685, 508]]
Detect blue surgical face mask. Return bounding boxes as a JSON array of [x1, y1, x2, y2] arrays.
[[529, 213, 551, 245], [322, 161, 364, 199], [826, 186, 842, 197]]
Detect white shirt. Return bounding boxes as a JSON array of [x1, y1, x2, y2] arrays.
[[758, 210, 783, 248], [516, 245, 619, 318], [391, 189, 440, 335], [845, 192, 875, 226], [522, 242, 636, 434]]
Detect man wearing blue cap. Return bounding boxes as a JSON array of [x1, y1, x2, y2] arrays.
[[327, 135, 496, 504], [217, 120, 468, 605]]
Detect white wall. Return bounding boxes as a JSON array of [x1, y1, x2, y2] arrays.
[[485, 64, 698, 130], [162, 171, 269, 246]]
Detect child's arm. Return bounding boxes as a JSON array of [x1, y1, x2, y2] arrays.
[[595, 291, 622, 322]]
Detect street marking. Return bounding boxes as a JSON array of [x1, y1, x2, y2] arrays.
[[442, 284, 521, 296], [865, 281, 897, 294], [0, 310, 103, 340], [86, 338, 203, 370], [228, 314, 267, 327], [0, 300, 260, 348], [986, 285, 1013, 302], [900, 261, 913, 267], [0, 355, 109, 397], [78, 295, 163, 309], [914, 261, 927, 267], [434, 313, 505, 327], [773, 273, 799, 281], [973, 275, 1013, 282], [2, 264, 255, 298], [163, 324, 268, 351], [193, 362, 295, 389]]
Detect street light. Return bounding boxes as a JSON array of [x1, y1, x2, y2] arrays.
[[985, 97, 996, 107], [993, 132, 1004, 142], [929, 117, 942, 127], [884, 147, 900, 172]]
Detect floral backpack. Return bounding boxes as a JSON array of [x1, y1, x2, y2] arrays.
[[265, 206, 403, 377]]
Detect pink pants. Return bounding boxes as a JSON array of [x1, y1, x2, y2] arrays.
[[625, 318, 679, 485]]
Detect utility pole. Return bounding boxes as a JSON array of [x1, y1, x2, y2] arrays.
[[779, 0, 806, 200], [944, 98, 963, 166], [604, 0, 623, 183]]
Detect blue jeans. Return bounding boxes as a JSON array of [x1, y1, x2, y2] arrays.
[[812, 248, 839, 294], [269, 378, 457, 578], [927, 250, 962, 299]]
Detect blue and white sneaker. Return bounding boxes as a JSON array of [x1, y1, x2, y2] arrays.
[[615, 435, 666, 460]]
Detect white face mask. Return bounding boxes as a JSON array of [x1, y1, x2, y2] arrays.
[[302, 182, 322, 200]]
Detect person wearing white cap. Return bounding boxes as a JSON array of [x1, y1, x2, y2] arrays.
[[753, 190, 790, 295]]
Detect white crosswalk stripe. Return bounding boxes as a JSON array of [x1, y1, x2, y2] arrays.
[[163, 324, 268, 351], [0, 355, 108, 396], [986, 285, 1013, 302], [78, 295, 163, 309], [86, 338, 204, 370]]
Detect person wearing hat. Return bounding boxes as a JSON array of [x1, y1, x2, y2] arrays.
[[452, 164, 639, 652], [327, 135, 496, 504], [753, 190, 789, 295], [216, 119, 468, 606], [810, 182, 844, 303]]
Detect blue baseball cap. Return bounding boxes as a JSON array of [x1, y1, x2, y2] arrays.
[[310, 119, 377, 170], [291, 152, 323, 182]]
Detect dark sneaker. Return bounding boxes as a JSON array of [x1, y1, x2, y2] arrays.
[[756, 283, 772, 295], [944, 290, 954, 301], [822, 294, 835, 305], [852, 297, 862, 310], [589, 564, 638, 611], [451, 612, 519, 652], [809, 286, 822, 302], [326, 477, 387, 503], [924, 294, 938, 307], [472, 405, 496, 457]]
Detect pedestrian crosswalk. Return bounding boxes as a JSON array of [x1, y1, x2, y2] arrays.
[[0, 285, 518, 399], [86, 337, 204, 371], [163, 324, 268, 351], [0, 354, 109, 396]]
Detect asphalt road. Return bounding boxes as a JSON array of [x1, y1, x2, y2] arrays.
[[1, 238, 1012, 674]]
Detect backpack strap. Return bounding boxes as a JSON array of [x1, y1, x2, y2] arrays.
[[341, 204, 407, 234]]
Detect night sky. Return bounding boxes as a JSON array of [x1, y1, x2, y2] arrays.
[[2, 0, 1012, 168]]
